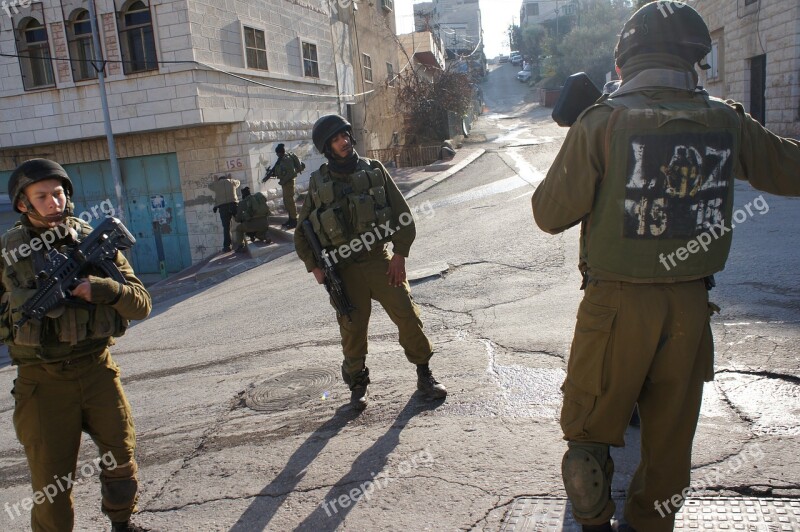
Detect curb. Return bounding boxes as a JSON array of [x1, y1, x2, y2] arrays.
[[404, 148, 486, 200]]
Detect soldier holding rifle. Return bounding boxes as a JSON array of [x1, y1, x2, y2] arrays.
[[0, 159, 151, 532], [294, 115, 446, 411]]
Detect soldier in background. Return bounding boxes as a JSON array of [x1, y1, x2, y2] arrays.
[[233, 186, 272, 252], [208, 174, 240, 252], [272, 143, 304, 230], [1, 159, 151, 532], [531, 3, 800, 531]]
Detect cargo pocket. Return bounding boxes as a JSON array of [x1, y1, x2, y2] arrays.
[[567, 298, 617, 396], [55, 307, 90, 345], [318, 208, 348, 247], [12, 377, 41, 446], [9, 288, 43, 347], [349, 194, 377, 234]]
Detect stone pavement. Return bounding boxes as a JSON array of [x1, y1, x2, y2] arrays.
[[146, 146, 485, 304]]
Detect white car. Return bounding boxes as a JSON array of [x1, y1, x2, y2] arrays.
[[510, 54, 523, 66], [517, 70, 532, 82]]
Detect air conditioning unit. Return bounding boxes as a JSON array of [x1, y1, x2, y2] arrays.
[[381, 0, 393, 12]]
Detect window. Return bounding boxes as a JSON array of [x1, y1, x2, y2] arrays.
[[707, 41, 719, 80], [243, 26, 268, 71], [17, 18, 55, 89], [528, 2, 539, 16], [67, 10, 97, 81], [362, 53, 372, 83], [302, 41, 319, 78], [386, 62, 395, 86], [745, 0, 757, 5], [381, 0, 394, 12], [118, 0, 157, 74]]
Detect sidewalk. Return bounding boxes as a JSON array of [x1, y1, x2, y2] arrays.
[[146, 147, 485, 304]]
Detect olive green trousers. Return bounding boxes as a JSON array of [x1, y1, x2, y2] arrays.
[[282, 181, 297, 221], [12, 350, 138, 531], [335, 248, 433, 378], [561, 279, 713, 531], [234, 217, 270, 248]]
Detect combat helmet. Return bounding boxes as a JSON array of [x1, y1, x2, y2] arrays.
[[312, 114, 354, 154], [614, 1, 712, 68], [8, 158, 74, 213]]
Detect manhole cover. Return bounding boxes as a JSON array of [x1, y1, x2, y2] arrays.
[[501, 496, 800, 531], [245, 368, 338, 412]]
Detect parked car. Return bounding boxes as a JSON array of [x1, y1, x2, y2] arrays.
[[510, 54, 522, 66], [517, 70, 532, 82], [498, 55, 509, 63]]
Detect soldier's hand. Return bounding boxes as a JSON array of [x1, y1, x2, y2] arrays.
[[312, 267, 325, 284], [213, 206, 218, 213], [70, 279, 92, 302], [386, 254, 406, 287]]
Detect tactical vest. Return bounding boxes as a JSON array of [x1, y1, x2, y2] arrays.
[[250, 192, 270, 217], [308, 159, 394, 248], [583, 93, 741, 281], [276, 153, 304, 185], [238, 193, 270, 222], [0, 217, 128, 363]]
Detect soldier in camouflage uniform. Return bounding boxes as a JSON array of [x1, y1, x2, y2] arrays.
[[272, 143, 305, 230], [233, 186, 272, 252], [294, 115, 446, 410], [1, 159, 152, 532], [531, 3, 800, 531]]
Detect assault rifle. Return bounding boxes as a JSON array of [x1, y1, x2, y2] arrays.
[[261, 165, 276, 183], [301, 220, 355, 322], [14, 217, 136, 330]]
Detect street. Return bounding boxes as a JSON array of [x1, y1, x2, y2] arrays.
[[1, 62, 799, 531]]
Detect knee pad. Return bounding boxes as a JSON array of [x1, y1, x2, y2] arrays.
[[562, 442, 613, 520], [100, 460, 139, 510]]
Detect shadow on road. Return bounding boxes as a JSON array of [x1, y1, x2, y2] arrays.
[[229, 396, 441, 531], [228, 404, 359, 532], [291, 395, 442, 531]]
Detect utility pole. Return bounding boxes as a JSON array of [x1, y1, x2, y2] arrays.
[[87, 0, 125, 225]]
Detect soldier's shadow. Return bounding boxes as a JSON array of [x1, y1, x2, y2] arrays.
[[229, 395, 438, 532]]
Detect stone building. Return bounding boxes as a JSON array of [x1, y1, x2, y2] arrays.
[[694, 0, 800, 137], [330, 0, 402, 152], [0, 0, 402, 275]]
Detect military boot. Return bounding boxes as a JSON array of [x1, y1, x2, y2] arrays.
[[416, 364, 447, 399], [343, 366, 370, 411]]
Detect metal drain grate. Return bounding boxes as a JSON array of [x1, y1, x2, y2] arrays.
[[501, 496, 800, 531]]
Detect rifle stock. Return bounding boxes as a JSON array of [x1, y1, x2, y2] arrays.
[[301, 219, 355, 322], [14, 217, 135, 330]]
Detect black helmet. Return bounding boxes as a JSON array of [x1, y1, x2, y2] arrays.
[[312, 114, 352, 154], [241, 186, 251, 197], [8, 158, 74, 213], [614, 1, 711, 68], [275, 143, 285, 154]]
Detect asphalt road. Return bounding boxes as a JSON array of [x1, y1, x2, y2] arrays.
[[0, 62, 798, 531]]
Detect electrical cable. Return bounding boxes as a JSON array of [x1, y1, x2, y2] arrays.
[[0, 51, 376, 99]]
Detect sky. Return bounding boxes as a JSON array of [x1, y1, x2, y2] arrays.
[[395, 0, 522, 58]]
